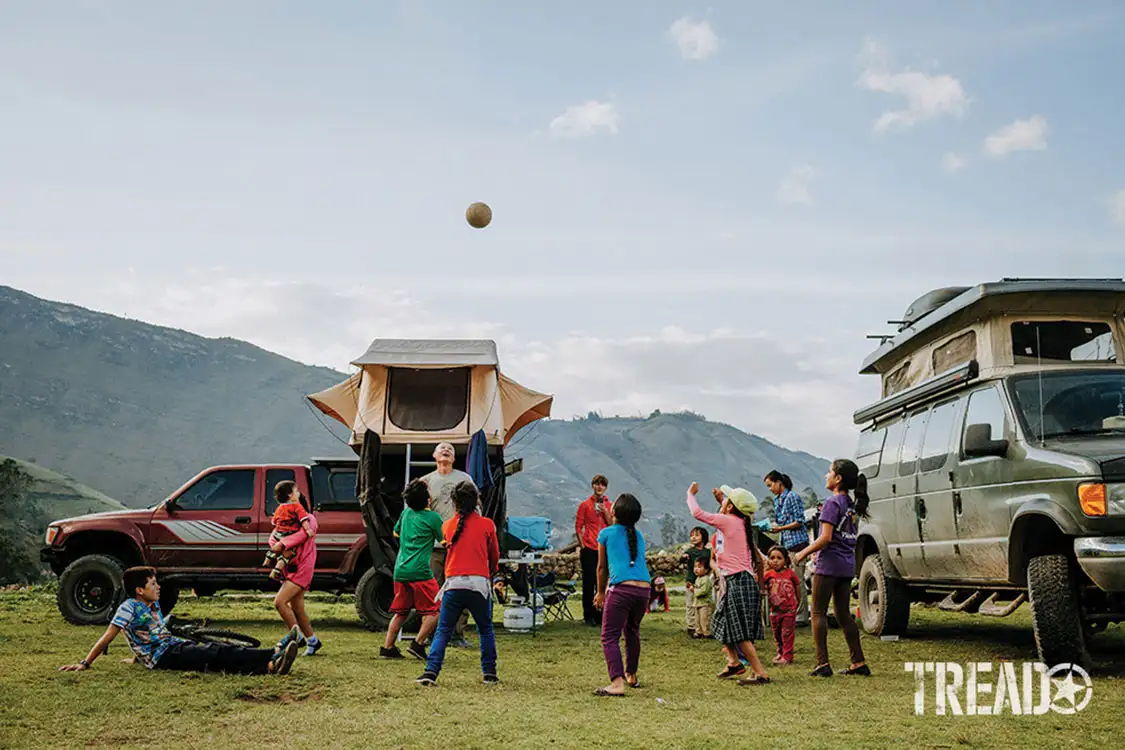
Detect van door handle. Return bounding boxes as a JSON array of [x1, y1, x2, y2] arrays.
[[953, 492, 963, 516], [916, 498, 927, 519], [234, 516, 252, 524]]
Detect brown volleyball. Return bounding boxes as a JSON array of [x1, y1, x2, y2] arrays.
[[466, 201, 492, 229]]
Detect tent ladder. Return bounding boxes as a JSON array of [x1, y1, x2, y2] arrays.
[[404, 443, 437, 485]]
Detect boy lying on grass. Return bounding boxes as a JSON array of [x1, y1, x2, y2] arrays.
[[59, 566, 299, 676]]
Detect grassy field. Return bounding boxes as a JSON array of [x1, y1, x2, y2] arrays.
[[1, 585, 1123, 749]]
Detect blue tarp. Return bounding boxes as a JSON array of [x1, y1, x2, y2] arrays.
[[467, 428, 494, 493], [507, 516, 552, 550]]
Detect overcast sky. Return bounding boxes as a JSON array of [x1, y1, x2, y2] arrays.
[[3, 1, 1124, 459]]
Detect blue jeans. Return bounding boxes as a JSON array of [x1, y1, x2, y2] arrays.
[[424, 589, 497, 677]]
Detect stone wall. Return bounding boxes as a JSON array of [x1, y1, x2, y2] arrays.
[[538, 548, 690, 580]]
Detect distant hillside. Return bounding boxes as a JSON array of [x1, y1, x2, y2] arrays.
[[0, 285, 829, 547], [1, 456, 126, 583]]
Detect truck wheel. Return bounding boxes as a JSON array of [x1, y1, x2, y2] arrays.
[[355, 568, 393, 631], [159, 585, 179, 615], [57, 555, 125, 626], [1027, 554, 1090, 670], [857, 554, 911, 636]]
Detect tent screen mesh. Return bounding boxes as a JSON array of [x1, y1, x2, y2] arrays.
[[387, 367, 470, 431]]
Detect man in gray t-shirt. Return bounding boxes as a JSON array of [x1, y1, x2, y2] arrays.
[[421, 442, 477, 647]]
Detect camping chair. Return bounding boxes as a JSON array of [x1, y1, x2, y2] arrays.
[[531, 570, 576, 624]]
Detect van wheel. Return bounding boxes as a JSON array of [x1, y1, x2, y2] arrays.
[[857, 554, 911, 636], [57, 555, 125, 625], [355, 568, 394, 631], [1027, 554, 1090, 670]]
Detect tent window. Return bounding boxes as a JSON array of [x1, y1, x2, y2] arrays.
[[933, 330, 977, 373], [1011, 321, 1116, 363], [884, 360, 912, 397], [387, 367, 470, 431]]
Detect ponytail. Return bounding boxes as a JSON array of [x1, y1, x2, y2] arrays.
[[612, 493, 643, 566], [831, 458, 869, 520], [854, 473, 870, 520], [447, 481, 480, 548], [626, 527, 638, 566]]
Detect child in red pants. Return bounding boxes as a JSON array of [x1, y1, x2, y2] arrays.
[[763, 546, 801, 664]]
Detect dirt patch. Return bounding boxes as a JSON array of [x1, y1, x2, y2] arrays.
[[232, 685, 323, 704]]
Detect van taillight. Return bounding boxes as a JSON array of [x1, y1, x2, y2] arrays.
[[1078, 484, 1107, 517]]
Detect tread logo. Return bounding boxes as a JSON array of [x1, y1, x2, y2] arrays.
[[906, 662, 1092, 715]]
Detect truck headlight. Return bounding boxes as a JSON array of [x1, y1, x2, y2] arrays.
[[45, 526, 60, 545], [1079, 483, 1125, 516]]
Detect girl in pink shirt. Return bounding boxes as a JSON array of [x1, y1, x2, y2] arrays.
[[687, 482, 770, 686]]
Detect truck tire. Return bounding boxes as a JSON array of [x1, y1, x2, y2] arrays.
[[1027, 554, 1090, 670], [355, 568, 394, 631], [159, 585, 179, 616], [857, 554, 911, 636], [57, 555, 125, 626]]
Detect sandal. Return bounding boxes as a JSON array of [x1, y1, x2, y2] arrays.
[[625, 673, 640, 689], [737, 675, 771, 686], [717, 664, 747, 679], [593, 687, 625, 697]]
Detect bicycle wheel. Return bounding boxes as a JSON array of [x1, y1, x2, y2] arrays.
[[192, 629, 262, 648]]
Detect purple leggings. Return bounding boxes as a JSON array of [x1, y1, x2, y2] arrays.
[[601, 583, 649, 681]]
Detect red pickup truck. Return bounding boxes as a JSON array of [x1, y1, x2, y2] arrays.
[[40, 458, 399, 629]]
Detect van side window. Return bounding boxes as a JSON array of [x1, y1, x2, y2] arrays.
[[855, 428, 886, 479], [879, 419, 907, 477], [898, 410, 930, 477], [919, 400, 959, 473], [961, 387, 1008, 454]]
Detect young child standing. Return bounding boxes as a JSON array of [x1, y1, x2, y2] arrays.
[[415, 481, 500, 686], [763, 546, 801, 664], [691, 558, 715, 638], [593, 493, 650, 697], [382, 479, 444, 661], [263, 482, 311, 581], [682, 527, 710, 636]]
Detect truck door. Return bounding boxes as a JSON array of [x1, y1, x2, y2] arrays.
[[951, 384, 1014, 583], [148, 468, 261, 570], [914, 397, 963, 579], [262, 467, 310, 571], [307, 464, 364, 574]]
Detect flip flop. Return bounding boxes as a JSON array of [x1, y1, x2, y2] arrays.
[[593, 687, 625, 697]]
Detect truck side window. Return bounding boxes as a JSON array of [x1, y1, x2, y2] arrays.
[[265, 468, 297, 515], [961, 387, 1009, 453], [919, 399, 959, 473], [898, 410, 929, 477], [176, 469, 255, 511]]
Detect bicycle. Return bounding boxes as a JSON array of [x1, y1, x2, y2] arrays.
[[164, 615, 262, 648]]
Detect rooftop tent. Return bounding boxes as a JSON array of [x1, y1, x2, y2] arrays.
[[307, 338, 554, 447]]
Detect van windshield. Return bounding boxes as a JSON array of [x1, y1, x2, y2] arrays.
[[1008, 370, 1125, 439]]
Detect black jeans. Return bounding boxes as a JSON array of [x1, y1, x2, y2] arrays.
[[155, 641, 274, 675], [580, 547, 601, 623]]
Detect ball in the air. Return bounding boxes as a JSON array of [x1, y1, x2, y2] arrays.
[[466, 202, 492, 229]]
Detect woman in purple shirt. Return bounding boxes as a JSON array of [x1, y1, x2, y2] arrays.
[[793, 459, 870, 677]]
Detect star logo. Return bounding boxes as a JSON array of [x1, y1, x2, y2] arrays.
[[1047, 663, 1093, 714]]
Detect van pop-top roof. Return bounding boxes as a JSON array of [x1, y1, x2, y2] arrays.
[[854, 278, 1125, 424]]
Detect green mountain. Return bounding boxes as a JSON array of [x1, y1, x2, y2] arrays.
[[1, 456, 126, 582], [0, 285, 830, 550]]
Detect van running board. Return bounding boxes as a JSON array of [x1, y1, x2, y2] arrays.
[[977, 592, 1027, 617], [937, 590, 983, 613]]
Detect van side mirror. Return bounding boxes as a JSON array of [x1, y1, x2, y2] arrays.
[[963, 423, 1009, 458]]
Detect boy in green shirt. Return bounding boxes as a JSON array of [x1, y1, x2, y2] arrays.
[[381, 480, 445, 661], [691, 558, 715, 638]]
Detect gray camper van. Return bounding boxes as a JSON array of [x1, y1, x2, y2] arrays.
[[851, 278, 1125, 670]]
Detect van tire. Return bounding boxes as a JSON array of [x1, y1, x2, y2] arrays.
[[57, 555, 125, 625], [1027, 554, 1090, 671], [355, 568, 394, 631], [857, 554, 911, 636]]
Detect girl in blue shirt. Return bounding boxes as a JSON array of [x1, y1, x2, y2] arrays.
[[593, 493, 651, 696]]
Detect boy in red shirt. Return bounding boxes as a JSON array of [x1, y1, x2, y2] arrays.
[[763, 546, 801, 664], [575, 474, 613, 626]]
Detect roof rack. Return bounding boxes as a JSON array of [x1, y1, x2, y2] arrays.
[[853, 360, 980, 425]]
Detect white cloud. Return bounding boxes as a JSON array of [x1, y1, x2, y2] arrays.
[[667, 17, 721, 60], [776, 165, 814, 205], [1111, 190, 1125, 228], [856, 38, 969, 133], [984, 116, 1048, 156], [943, 151, 966, 173], [547, 100, 620, 139]]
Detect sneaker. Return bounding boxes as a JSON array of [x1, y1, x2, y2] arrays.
[[483, 673, 500, 684], [380, 646, 404, 659], [275, 641, 299, 675], [304, 638, 322, 657], [842, 664, 872, 676], [450, 637, 473, 649], [276, 624, 302, 650], [406, 639, 428, 661], [415, 671, 437, 686], [809, 664, 834, 677]]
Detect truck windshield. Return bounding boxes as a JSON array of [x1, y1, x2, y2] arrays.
[[1009, 370, 1125, 440]]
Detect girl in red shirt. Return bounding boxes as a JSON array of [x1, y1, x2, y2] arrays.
[[416, 481, 500, 686], [763, 546, 801, 664]]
